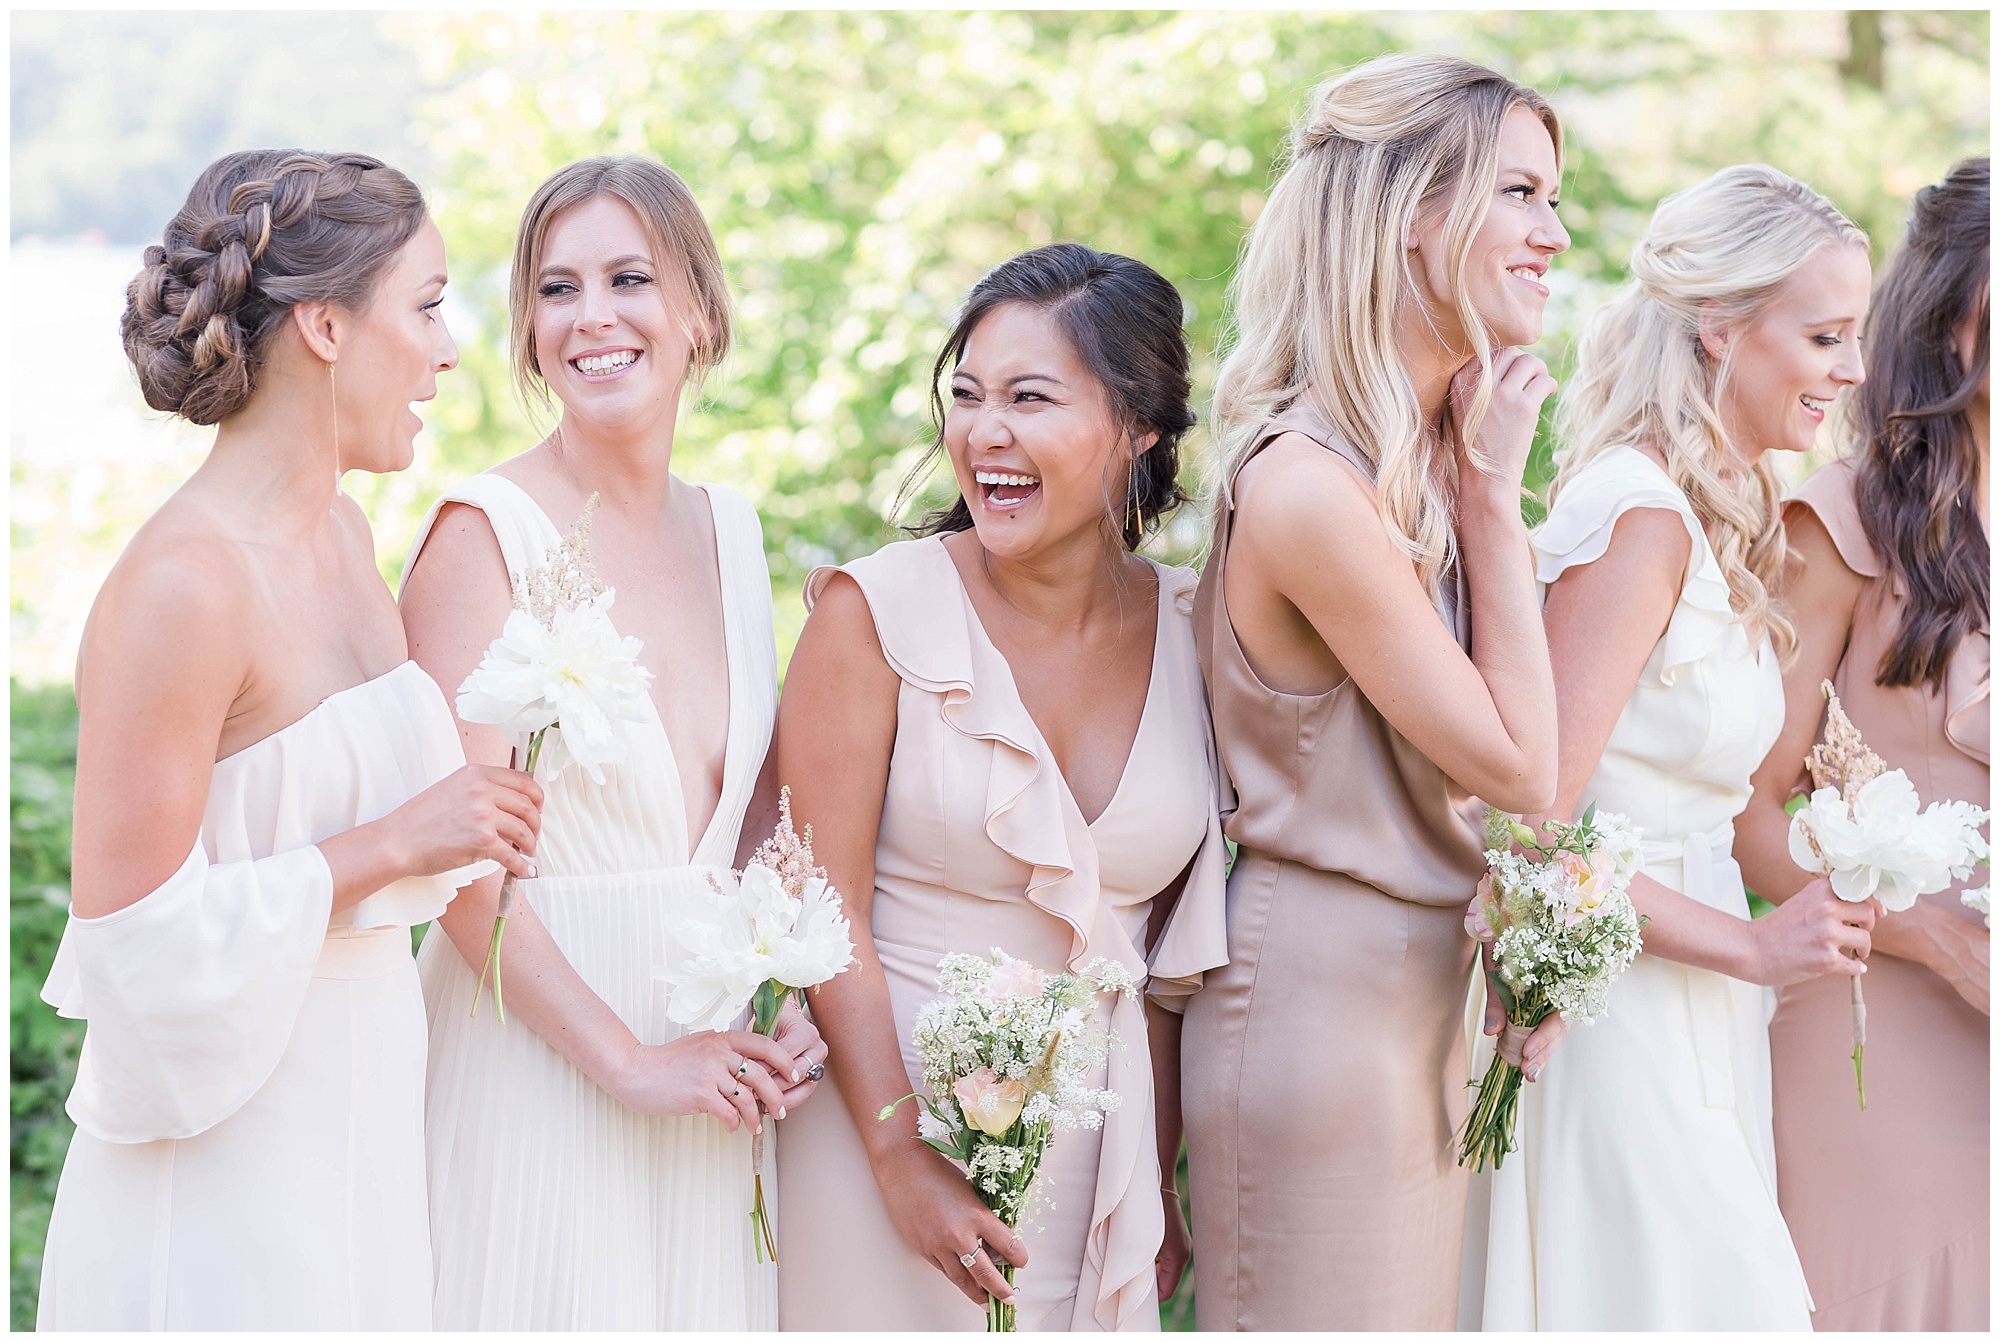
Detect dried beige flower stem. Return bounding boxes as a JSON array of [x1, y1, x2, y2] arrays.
[[1803, 679, 1880, 1109]]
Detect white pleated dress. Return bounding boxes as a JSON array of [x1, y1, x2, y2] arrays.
[[1460, 445, 1814, 1330], [403, 473, 779, 1330], [37, 661, 492, 1330]]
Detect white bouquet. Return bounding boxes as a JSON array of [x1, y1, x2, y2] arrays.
[[1787, 680, 1990, 1106], [1459, 804, 1645, 1172], [455, 496, 653, 1020], [880, 949, 1134, 1331], [1963, 885, 1991, 927], [657, 787, 856, 1262]]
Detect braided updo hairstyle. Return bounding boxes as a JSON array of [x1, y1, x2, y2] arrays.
[[122, 149, 429, 425]]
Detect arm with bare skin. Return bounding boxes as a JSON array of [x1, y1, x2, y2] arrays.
[[400, 503, 820, 1132], [72, 532, 543, 923], [1228, 352, 1559, 814], [1739, 505, 1986, 1013], [1525, 505, 1875, 1005], [776, 572, 1026, 1308]]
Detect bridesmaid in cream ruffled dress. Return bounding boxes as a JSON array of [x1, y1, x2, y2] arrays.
[[774, 244, 1228, 1330], [1461, 166, 1881, 1330], [38, 149, 542, 1330], [400, 157, 824, 1330]]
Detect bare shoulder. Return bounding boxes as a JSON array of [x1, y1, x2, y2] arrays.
[[1231, 432, 1382, 552], [79, 509, 254, 705], [797, 569, 889, 670], [1592, 502, 1695, 587], [402, 499, 510, 601]]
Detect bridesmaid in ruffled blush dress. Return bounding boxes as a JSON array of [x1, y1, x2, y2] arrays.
[[774, 244, 1229, 1330], [38, 150, 542, 1330], [1738, 157, 1991, 1332]]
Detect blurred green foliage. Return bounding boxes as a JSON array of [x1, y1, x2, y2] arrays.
[[10, 684, 79, 1330]]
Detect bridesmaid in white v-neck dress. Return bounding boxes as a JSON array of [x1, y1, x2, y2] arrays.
[[395, 158, 825, 1330], [403, 474, 789, 1328]]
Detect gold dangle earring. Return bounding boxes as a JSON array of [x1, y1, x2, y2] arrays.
[[327, 360, 341, 481], [1125, 451, 1142, 547]]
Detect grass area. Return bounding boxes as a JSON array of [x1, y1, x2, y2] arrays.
[[10, 683, 80, 1331]]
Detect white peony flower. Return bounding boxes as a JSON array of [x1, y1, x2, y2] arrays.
[[658, 862, 856, 1032], [1791, 773, 1992, 913], [455, 591, 654, 785]]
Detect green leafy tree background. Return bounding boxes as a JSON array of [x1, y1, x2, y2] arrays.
[[9, 10, 1987, 1327]]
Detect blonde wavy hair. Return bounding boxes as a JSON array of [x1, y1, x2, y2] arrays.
[[1552, 164, 1868, 661], [1211, 53, 1561, 596]]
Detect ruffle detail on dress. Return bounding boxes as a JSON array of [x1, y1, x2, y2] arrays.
[[1943, 629, 1990, 767], [1145, 566, 1232, 1007], [811, 536, 1170, 1330], [1786, 459, 1886, 579], [1534, 445, 1742, 688], [44, 840, 336, 1143]]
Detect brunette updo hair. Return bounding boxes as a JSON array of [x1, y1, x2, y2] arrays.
[[903, 242, 1195, 550], [121, 149, 429, 425], [1851, 156, 1990, 689]]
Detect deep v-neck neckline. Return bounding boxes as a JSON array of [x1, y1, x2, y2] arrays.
[[944, 542, 1166, 830], [495, 474, 742, 863]]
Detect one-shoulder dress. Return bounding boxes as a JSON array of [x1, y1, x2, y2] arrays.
[[1182, 401, 1489, 1331], [403, 473, 781, 1330], [1769, 458, 1989, 1331], [1460, 443, 1813, 1329], [775, 536, 1229, 1331], [37, 661, 492, 1330]]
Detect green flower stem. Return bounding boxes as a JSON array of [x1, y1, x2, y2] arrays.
[[469, 728, 547, 1023], [988, 1260, 1017, 1332]]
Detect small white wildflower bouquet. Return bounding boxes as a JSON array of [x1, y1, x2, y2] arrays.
[[455, 496, 653, 1021], [1964, 885, 1991, 928], [1787, 681, 1989, 1107], [1459, 803, 1645, 1172], [657, 787, 856, 1263], [879, 949, 1134, 1331]]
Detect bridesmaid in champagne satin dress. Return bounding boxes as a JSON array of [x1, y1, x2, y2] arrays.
[[1182, 57, 1568, 1330]]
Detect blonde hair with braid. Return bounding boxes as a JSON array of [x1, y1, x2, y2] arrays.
[[1552, 163, 1868, 661], [122, 150, 428, 425], [1211, 53, 1561, 597]]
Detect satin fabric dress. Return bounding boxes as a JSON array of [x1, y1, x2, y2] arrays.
[[1768, 458, 1989, 1331], [37, 661, 492, 1330], [1183, 400, 1488, 1331], [1460, 443, 1813, 1330], [775, 536, 1229, 1331], [402, 474, 781, 1329]]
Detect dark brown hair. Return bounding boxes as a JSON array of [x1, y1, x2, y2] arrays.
[[509, 156, 732, 408], [1851, 156, 1989, 689], [121, 150, 428, 425], [902, 242, 1195, 550]]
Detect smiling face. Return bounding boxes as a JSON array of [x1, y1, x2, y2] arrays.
[[1411, 103, 1570, 352], [943, 302, 1151, 561], [531, 193, 702, 432], [334, 216, 458, 474], [1710, 241, 1872, 460]]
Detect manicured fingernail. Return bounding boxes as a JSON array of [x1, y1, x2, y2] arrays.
[[792, 1069, 802, 1083], [526, 862, 538, 878], [778, 1107, 787, 1120]]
